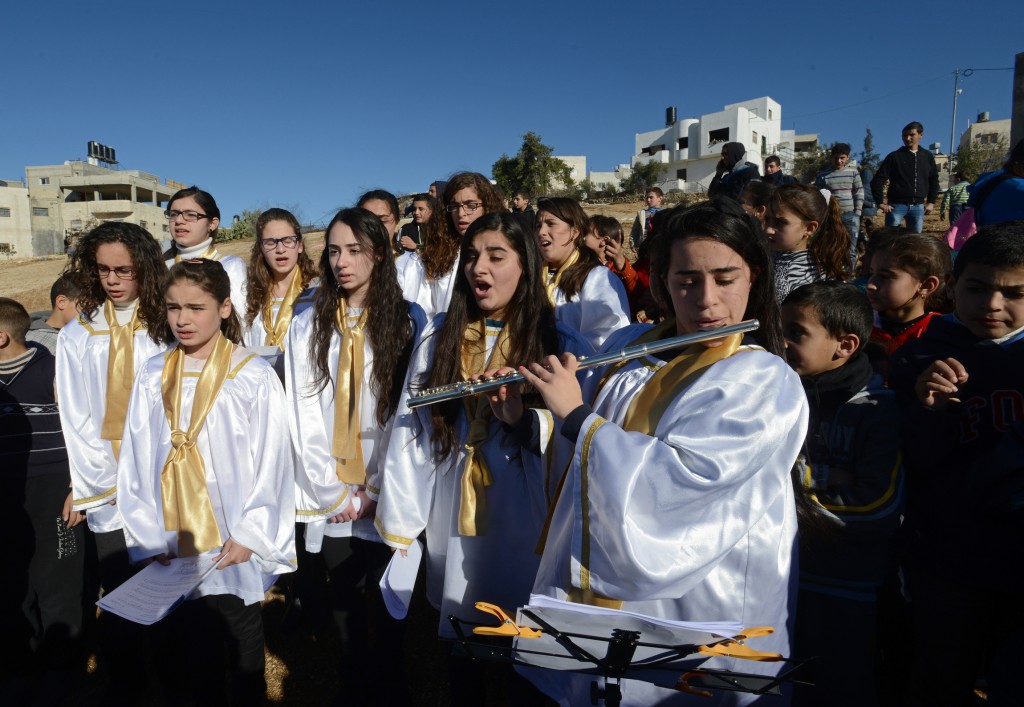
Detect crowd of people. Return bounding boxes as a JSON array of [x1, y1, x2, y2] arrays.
[[2, 125, 1023, 707]]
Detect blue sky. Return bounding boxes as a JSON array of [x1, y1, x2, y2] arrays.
[[4, 0, 1018, 225]]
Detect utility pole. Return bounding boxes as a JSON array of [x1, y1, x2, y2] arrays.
[[948, 69, 969, 175]]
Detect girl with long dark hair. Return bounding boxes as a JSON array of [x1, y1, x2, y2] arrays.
[[375, 212, 592, 657], [284, 207, 421, 703], [516, 199, 809, 706]]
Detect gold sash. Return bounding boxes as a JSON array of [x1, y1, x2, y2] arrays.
[[332, 305, 368, 485], [159, 334, 233, 557], [100, 299, 142, 460], [568, 323, 745, 609], [544, 249, 579, 305], [175, 242, 219, 263], [262, 268, 305, 350], [457, 319, 510, 536]]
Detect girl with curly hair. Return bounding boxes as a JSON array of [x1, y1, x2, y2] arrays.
[[55, 220, 168, 691], [395, 172, 505, 320]]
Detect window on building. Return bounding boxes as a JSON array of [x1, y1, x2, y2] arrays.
[[677, 137, 689, 150], [708, 128, 729, 144], [0, 207, 10, 217], [70, 219, 82, 230], [643, 144, 667, 155], [32, 207, 48, 216], [768, 109, 774, 120], [140, 220, 148, 229], [676, 169, 687, 180], [162, 224, 169, 232], [39, 177, 50, 185], [752, 131, 758, 143]]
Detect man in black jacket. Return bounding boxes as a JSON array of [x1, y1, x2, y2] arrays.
[[870, 122, 938, 233]]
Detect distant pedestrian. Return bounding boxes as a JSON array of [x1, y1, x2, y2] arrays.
[[764, 155, 797, 186], [870, 122, 939, 233], [940, 171, 971, 225], [709, 142, 761, 200], [816, 143, 865, 268]]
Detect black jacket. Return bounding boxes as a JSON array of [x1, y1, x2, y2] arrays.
[[870, 146, 939, 206]]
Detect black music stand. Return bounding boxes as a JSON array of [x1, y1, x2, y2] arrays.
[[446, 607, 811, 707]]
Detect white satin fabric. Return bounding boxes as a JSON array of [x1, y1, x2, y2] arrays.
[[165, 239, 248, 315], [395, 251, 457, 320], [524, 324, 809, 706], [56, 305, 165, 532], [284, 304, 427, 549], [243, 285, 317, 349], [375, 317, 593, 637], [550, 266, 631, 350], [116, 346, 297, 605]]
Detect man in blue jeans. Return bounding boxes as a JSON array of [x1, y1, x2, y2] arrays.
[[870, 122, 939, 233]]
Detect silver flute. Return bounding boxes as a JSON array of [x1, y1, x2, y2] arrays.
[[406, 319, 759, 409]]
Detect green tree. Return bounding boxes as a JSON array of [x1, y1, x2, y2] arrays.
[[220, 208, 261, 242], [618, 161, 664, 196], [492, 132, 575, 198], [792, 142, 839, 183], [953, 135, 1009, 181], [859, 128, 880, 172]]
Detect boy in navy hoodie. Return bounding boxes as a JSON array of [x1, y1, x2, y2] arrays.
[[889, 222, 1024, 706], [782, 281, 903, 707]]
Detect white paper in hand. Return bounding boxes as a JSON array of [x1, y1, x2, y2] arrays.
[[379, 539, 422, 620]]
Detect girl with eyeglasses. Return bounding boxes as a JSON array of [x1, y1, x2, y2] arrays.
[[56, 220, 168, 691], [116, 258, 295, 704], [536, 197, 630, 349], [284, 208, 422, 704], [163, 186, 248, 314], [396, 172, 505, 320], [376, 212, 592, 705], [242, 208, 318, 354]]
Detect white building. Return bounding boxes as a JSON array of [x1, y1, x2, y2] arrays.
[[2, 160, 181, 259], [631, 98, 818, 193]]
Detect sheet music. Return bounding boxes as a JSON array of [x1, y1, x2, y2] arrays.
[[380, 539, 423, 620], [96, 555, 221, 625], [512, 596, 743, 683]]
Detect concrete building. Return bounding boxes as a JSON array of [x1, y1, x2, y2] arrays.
[[0, 180, 32, 259], [958, 113, 1012, 153], [630, 98, 818, 193], [3, 160, 181, 259]]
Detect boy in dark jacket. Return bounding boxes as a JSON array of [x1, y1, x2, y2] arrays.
[[888, 222, 1024, 706], [782, 281, 902, 707]]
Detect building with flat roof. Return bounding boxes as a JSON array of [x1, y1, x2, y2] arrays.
[[1, 160, 180, 259], [630, 98, 818, 193]]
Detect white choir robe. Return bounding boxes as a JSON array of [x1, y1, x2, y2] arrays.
[[56, 304, 166, 533], [165, 239, 248, 316], [395, 251, 457, 321], [243, 285, 317, 350], [116, 346, 297, 606], [375, 316, 593, 637], [284, 304, 427, 549], [550, 266, 630, 350], [522, 324, 809, 706]]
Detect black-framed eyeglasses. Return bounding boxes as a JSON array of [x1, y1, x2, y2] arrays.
[[95, 264, 136, 280], [260, 236, 302, 250], [166, 209, 209, 222], [447, 201, 483, 214]]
